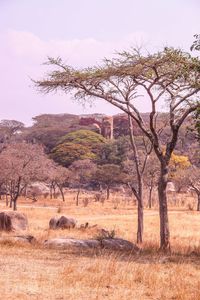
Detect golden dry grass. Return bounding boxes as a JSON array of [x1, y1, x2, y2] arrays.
[[0, 193, 200, 299]]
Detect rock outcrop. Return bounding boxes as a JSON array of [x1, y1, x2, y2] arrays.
[[44, 237, 139, 252], [44, 238, 100, 249], [0, 211, 28, 231]]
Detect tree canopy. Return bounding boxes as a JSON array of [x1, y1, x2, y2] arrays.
[[50, 129, 106, 167]]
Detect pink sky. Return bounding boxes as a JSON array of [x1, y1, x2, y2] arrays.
[[0, 0, 199, 125]]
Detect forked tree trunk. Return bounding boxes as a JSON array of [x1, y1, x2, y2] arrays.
[[158, 164, 170, 251], [57, 184, 65, 202], [60, 189, 65, 202]]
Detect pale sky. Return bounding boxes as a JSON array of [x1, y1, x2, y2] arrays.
[[0, 0, 199, 125]]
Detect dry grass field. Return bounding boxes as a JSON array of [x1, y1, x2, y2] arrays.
[[0, 192, 200, 300]]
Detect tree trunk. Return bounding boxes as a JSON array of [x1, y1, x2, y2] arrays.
[[50, 186, 53, 199], [59, 187, 65, 202], [60, 189, 65, 202], [148, 185, 153, 209], [106, 185, 110, 200], [13, 197, 17, 211], [6, 194, 9, 207], [137, 195, 143, 244], [158, 164, 170, 251], [56, 183, 65, 202], [197, 193, 200, 211], [131, 182, 144, 244], [76, 189, 80, 206], [127, 114, 144, 244]]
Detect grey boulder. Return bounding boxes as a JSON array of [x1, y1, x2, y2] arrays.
[[0, 211, 28, 231], [44, 237, 100, 249], [49, 216, 77, 230], [44, 237, 139, 252]]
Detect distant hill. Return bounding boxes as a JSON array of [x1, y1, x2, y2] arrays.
[[22, 112, 198, 157]]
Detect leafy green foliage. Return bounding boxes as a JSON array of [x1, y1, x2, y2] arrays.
[[59, 129, 106, 146], [51, 130, 106, 167], [94, 164, 128, 186], [98, 136, 129, 166]]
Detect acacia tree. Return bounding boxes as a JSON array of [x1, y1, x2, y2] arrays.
[[0, 143, 50, 210], [36, 48, 200, 250], [46, 162, 72, 201], [0, 120, 24, 150]]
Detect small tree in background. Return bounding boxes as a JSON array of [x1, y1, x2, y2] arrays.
[[94, 164, 127, 200], [69, 159, 97, 206], [143, 155, 160, 208], [46, 162, 72, 201], [174, 167, 200, 211], [0, 143, 50, 210], [169, 153, 191, 180], [0, 120, 24, 150]]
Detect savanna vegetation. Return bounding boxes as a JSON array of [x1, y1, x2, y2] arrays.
[[0, 44, 199, 299]]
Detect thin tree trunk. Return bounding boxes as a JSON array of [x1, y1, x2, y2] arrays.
[[158, 164, 170, 251], [130, 182, 144, 244], [127, 113, 144, 244], [50, 188, 52, 199], [76, 189, 80, 206], [53, 184, 56, 198], [197, 193, 200, 211], [57, 184, 65, 202], [137, 193, 143, 244], [6, 194, 9, 206], [148, 187, 153, 209], [13, 198, 17, 211], [106, 185, 110, 200]]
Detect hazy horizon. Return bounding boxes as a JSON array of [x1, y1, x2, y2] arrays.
[[0, 0, 199, 125]]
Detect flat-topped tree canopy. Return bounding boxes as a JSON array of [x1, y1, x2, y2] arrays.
[[36, 48, 200, 161], [35, 47, 200, 250]]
